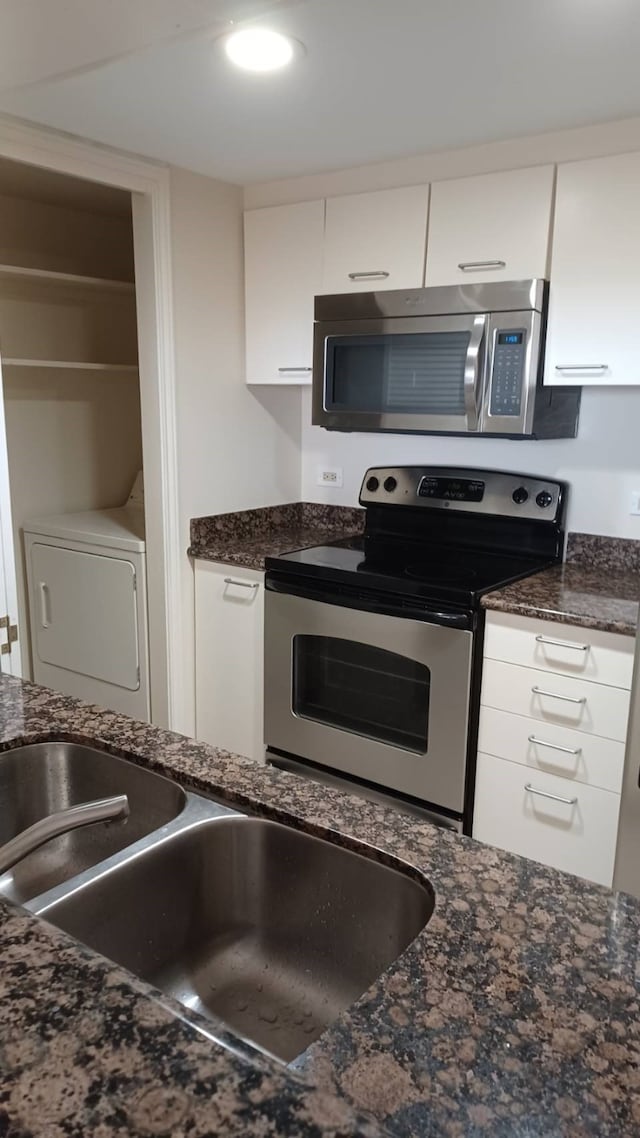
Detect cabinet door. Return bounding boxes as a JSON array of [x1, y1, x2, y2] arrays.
[[545, 152, 640, 386], [425, 166, 554, 287], [195, 562, 265, 761], [244, 200, 324, 385], [321, 186, 429, 294]]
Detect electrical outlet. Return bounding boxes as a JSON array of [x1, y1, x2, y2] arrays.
[[316, 466, 343, 488], [630, 491, 640, 516]]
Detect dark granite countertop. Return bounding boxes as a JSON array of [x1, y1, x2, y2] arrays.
[[483, 532, 640, 636], [1, 677, 639, 1136], [189, 503, 365, 571]]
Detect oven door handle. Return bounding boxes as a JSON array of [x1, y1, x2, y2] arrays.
[[265, 575, 473, 629]]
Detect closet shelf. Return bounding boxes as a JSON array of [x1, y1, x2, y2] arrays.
[[2, 359, 138, 372], [0, 264, 135, 293]]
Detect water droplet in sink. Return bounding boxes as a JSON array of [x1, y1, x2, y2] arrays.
[[235, 999, 248, 1012], [259, 1007, 278, 1024]]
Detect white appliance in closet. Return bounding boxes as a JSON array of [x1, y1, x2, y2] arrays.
[[23, 473, 150, 720]]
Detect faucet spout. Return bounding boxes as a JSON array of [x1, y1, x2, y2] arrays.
[[0, 795, 130, 876]]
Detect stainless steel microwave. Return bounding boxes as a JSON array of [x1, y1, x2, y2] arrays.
[[312, 279, 580, 438]]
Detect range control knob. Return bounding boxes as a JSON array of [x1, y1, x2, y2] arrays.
[[536, 490, 554, 509], [512, 486, 529, 505], [366, 476, 380, 492], [384, 476, 398, 493]]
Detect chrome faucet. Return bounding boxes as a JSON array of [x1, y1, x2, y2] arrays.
[[0, 795, 130, 876]]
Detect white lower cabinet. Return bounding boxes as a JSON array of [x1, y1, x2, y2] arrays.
[[474, 611, 633, 886], [473, 752, 621, 887], [194, 561, 265, 762]]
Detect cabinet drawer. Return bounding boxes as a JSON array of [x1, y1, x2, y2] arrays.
[[478, 706, 625, 793], [484, 611, 634, 689], [481, 659, 631, 740], [473, 751, 620, 886]]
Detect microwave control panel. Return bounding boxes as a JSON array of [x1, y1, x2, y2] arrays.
[[489, 330, 526, 417]]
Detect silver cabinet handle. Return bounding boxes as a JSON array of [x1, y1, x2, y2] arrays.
[[554, 364, 608, 373], [525, 783, 578, 806], [223, 578, 259, 591], [535, 635, 590, 653], [458, 260, 506, 271], [347, 271, 390, 281], [531, 686, 586, 705], [277, 367, 312, 373], [528, 735, 582, 757]]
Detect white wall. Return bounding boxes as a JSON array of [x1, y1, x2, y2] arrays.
[[301, 388, 640, 538], [247, 116, 640, 539], [169, 166, 302, 734]]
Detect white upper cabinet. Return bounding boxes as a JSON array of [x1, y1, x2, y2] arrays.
[[545, 152, 640, 386], [243, 199, 324, 385], [425, 166, 555, 287], [321, 186, 429, 294]]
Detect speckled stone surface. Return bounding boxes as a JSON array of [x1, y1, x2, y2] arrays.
[[567, 532, 640, 573], [0, 678, 639, 1136], [482, 533, 640, 636], [189, 503, 365, 570]]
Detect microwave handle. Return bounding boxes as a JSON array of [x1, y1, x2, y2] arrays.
[[463, 315, 487, 431]]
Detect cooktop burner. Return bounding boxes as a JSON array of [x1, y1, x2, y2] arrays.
[[265, 466, 566, 615]]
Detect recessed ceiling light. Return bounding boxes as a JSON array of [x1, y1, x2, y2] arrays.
[[224, 27, 299, 72]]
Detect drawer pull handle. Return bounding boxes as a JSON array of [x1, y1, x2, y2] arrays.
[[525, 783, 578, 806], [223, 578, 259, 591], [277, 367, 312, 373], [554, 364, 608, 373], [528, 735, 582, 757], [347, 270, 390, 281], [535, 635, 590, 653], [458, 260, 506, 271], [531, 686, 586, 706]]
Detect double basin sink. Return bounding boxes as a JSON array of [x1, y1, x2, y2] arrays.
[[0, 742, 433, 1063]]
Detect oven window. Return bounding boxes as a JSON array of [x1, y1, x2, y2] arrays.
[[292, 636, 430, 753], [325, 332, 469, 416]]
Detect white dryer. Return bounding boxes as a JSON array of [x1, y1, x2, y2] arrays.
[[24, 501, 150, 721]]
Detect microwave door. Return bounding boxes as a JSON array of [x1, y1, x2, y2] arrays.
[[313, 314, 486, 434]]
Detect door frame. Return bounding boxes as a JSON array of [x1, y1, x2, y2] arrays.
[[0, 112, 181, 729]]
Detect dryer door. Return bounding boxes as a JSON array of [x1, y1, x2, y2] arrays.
[[30, 543, 140, 691]]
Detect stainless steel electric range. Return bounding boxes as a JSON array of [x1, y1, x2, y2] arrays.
[[264, 466, 567, 834]]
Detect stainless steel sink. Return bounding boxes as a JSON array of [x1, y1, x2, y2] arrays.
[[39, 814, 433, 1062], [0, 742, 186, 903]]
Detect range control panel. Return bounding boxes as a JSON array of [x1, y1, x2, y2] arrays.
[[489, 330, 526, 417], [360, 466, 565, 523]]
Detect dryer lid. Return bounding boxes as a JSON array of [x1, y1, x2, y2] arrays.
[[23, 507, 145, 553]]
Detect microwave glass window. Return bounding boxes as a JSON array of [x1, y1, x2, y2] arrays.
[[326, 332, 470, 416], [292, 635, 430, 753]]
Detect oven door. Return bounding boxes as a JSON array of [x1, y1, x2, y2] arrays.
[[312, 314, 487, 434], [264, 589, 473, 814]]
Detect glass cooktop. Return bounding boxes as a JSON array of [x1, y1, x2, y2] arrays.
[[267, 535, 552, 609]]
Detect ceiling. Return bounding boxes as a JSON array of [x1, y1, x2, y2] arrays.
[[0, 0, 639, 185]]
